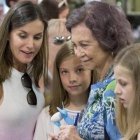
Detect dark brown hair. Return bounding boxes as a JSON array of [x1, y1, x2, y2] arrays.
[[0, 1, 48, 87], [66, 1, 133, 56]]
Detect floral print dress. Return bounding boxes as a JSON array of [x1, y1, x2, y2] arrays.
[[77, 68, 121, 140]]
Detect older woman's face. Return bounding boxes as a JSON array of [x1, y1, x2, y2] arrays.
[[71, 23, 110, 71]]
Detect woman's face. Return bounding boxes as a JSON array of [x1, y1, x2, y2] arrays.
[[9, 19, 44, 70], [114, 65, 135, 109], [71, 23, 110, 71]]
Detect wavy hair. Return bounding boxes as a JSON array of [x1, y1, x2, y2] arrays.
[[66, 1, 133, 57]]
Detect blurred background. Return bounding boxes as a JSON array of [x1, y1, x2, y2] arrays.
[[0, 0, 140, 42]]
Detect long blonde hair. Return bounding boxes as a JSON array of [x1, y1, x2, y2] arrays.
[[114, 43, 140, 140]]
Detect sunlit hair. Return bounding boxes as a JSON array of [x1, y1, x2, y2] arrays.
[[48, 18, 70, 41], [114, 43, 140, 140], [0, 1, 48, 87], [49, 41, 95, 116], [66, 1, 133, 57]]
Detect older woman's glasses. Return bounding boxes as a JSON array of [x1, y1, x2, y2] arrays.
[[53, 35, 71, 45], [21, 73, 37, 105]]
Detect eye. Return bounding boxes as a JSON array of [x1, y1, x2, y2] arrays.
[[76, 67, 84, 73], [80, 43, 88, 48], [18, 33, 27, 39], [59, 69, 68, 75], [34, 34, 43, 40], [118, 80, 127, 87]]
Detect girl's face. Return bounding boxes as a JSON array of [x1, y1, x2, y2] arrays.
[[9, 19, 44, 71], [59, 55, 91, 98], [71, 23, 111, 71], [114, 65, 135, 108]]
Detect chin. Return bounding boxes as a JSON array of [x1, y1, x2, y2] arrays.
[[123, 104, 128, 109]]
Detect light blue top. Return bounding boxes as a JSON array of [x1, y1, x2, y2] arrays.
[[77, 67, 121, 140]]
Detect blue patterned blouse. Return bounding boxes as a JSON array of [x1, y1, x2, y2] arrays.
[[77, 67, 121, 140]]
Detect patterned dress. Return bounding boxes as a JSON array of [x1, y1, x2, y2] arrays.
[[77, 67, 121, 140]]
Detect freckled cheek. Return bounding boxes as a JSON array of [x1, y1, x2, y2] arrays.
[[60, 76, 68, 85]]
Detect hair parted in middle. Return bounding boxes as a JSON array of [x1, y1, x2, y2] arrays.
[[48, 41, 96, 116], [0, 1, 48, 87]]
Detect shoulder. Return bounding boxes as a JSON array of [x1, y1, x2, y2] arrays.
[[105, 80, 116, 91], [37, 106, 51, 121], [104, 80, 116, 98]]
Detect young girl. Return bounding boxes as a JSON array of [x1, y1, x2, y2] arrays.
[[114, 43, 140, 140], [33, 41, 95, 140]]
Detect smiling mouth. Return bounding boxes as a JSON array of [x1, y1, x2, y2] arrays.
[[80, 58, 91, 63], [21, 50, 34, 55], [68, 85, 80, 89]]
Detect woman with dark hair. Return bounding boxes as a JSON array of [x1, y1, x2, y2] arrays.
[[0, 1, 48, 139], [52, 1, 133, 140]]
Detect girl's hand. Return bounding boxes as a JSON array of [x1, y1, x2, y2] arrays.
[[49, 133, 58, 140], [57, 125, 83, 140]]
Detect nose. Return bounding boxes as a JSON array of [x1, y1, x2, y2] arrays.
[[74, 46, 84, 58], [27, 37, 34, 49], [114, 83, 121, 96], [69, 72, 77, 84]]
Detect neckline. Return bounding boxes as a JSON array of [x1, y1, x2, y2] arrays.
[[64, 108, 81, 113], [12, 68, 24, 78]]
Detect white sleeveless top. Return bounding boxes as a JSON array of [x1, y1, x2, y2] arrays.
[[0, 68, 45, 140]]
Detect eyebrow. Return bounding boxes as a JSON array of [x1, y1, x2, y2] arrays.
[[18, 30, 43, 35], [79, 40, 90, 43]]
